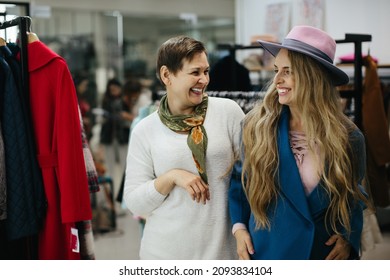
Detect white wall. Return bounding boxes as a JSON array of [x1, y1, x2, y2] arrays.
[[236, 0, 390, 64], [326, 0, 389, 64], [7, 0, 235, 18], [5, 0, 389, 63]]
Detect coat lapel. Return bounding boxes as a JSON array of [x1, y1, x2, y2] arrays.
[[277, 106, 312, 222]]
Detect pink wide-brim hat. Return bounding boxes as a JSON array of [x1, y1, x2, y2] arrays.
[[257, 25, 349, 86]]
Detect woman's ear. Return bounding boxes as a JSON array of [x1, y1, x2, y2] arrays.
[[160, 66, 171, 86]]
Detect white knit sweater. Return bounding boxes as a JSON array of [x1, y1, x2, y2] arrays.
[[124, 97, 244, 259]]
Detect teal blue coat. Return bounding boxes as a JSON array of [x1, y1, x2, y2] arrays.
[[229, 106, 366, 259]]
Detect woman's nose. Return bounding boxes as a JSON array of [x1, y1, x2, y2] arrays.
[[273, 71, 283, 84], [199, 73, 209, 84]]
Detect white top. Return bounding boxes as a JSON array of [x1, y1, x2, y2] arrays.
[[124, 97, 244, 259]]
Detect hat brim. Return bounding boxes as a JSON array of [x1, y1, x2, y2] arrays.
[[257, 40, 349, 86]]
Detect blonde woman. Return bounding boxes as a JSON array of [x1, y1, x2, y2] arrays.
[[229, 26, 372, 260]]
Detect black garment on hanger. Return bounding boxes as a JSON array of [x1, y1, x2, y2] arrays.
[[208, 55, 252, 91], [0, 45, 46, 241], [0, 16, 45, 259]]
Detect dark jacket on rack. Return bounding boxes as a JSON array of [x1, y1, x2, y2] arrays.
[[27, 40, 92, 259], [0, 121, 5, 222], [208, 55, 252, 91], [362, 55, 390, 207], [0, 45, 46, 241]]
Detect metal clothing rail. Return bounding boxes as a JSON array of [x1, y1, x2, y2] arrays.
[[336, 33, 372, 129], [216, 44, 265, 90], [218, 33, 373, 129], [0, 16, 31, 101]]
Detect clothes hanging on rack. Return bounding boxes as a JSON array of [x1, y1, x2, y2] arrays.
[[207, 91, 265, 113], [0, 122, 5, 222], [0, 16, 44, 260], [27, 40, 92, 259], [76, 106, 99, 260], [0, 42, 46, 260], [362, 55, 390, 207], [335, 35, 390, 233], [208, 55, 252, 91], [0, 17, 96, 260], [336, 34, 372, 129]]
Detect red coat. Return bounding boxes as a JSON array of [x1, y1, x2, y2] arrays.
[[28, 41, 92, 259]]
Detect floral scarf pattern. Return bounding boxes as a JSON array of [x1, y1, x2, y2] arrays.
[[158, 94, 209, 184]]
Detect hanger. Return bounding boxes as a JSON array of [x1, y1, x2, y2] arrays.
[[0, 37, 6, 46], [27, 32, 39, 43]]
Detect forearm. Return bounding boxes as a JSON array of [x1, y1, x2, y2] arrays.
[[123, 179, 166, 216], [154, 170, 176, 195]]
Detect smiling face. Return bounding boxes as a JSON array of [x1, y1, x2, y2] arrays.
[[273, 48, 295, 107], [162, 51, 209, 115]]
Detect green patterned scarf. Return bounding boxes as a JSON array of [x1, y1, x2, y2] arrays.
[[158, 94, 209, 184]]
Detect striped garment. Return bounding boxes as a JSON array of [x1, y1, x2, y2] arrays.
[[78, 106, 98, 259]]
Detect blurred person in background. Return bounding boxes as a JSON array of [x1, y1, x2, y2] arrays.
[[99, 78, 142, 203], [74, 72, 96, 141]]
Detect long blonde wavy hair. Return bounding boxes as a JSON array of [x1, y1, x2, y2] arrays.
[[242, 50, 370, 235]]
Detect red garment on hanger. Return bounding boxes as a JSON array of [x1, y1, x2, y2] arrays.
[[27, 41, 92, 259]]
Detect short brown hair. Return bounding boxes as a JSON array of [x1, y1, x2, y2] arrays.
[[156, 36, 207, 84]]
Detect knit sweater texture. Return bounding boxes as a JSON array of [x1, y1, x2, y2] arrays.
[[124, 97, 244, 259]]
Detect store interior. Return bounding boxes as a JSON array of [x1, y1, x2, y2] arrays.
[[0, 0, 389, 260]]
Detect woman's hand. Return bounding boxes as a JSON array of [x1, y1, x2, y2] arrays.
[[325, 234, 351, 260], [234, 229, 255, 260], [173, 169, 210, 204], [155, 169, 210, 204]]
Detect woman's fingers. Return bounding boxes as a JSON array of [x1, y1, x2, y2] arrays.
[[189, 180, 209, 204], [173, 169, 210, 204]]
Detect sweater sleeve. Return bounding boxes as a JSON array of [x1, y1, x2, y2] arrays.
[[344, 128, 367, 258], [123, 119, 167, 216]]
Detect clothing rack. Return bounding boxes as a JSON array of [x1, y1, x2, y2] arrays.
[[218, 34, 373, 129], [336, 33, 372, 129], [217, 43, 263, 59], [0, 16, 31, 102], [0, 16, 45, 259], [207, 90, 265, 113], [216, 43, 264, 90]]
